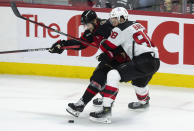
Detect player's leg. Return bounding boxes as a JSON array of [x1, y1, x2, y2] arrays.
[[66, 79, 104, 117], [66, 62, 110, 117], [92, 88, 115, 107], [119, 53, 160, 109], [116, 53, 160, 109], [92, 87, 104, 106], [128, 76, 152, 109], [128, 53, 160, 109], [89, 60, 148, 123], [89, 53, 160, 122], [89, 56, 155, 123], [90, 69, 121, 124]]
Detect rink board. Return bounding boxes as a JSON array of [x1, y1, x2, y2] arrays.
[[0, 62, 194, 88], [0, 3, 194, 88]]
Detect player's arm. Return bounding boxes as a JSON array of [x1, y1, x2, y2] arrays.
[[49, 30, 94, 54], [98, 28, 124, 61]]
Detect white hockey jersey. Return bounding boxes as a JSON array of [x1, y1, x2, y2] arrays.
[[100, 21, 159, 60]]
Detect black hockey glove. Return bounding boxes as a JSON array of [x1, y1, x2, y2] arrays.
[[97, 53, 112, 63], [49, 40, 65, 54], [82, 30, 93, 43]]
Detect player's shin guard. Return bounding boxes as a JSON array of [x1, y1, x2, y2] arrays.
[[82, 80, 102, 105], [128, 86, 150, 109]]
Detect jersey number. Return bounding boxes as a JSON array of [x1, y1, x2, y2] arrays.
[[133, 31, 154, 47], [110, 31, 118, 39]]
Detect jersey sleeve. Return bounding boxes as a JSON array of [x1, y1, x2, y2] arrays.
[[107, 27, 124, 46], [62, 39, 87, 50], [99, 27, 124, 59], [100, 27, 123, 52], [61, 30, 95, 50]]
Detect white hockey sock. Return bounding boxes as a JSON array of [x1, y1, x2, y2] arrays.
[[133, 86, 149, 104], [102, 69, 121, 107], [103, 97, 114, 107]]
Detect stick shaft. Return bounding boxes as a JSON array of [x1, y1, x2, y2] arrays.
[[0, 48, 50, 54]]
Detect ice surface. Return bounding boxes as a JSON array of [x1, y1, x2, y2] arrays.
[[0, 75, 194, 131]]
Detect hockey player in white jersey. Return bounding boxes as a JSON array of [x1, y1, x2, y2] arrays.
[[89, 7, 160, 123]]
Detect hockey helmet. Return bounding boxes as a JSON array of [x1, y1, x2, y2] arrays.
[[81, 10, 97, 25], [110, 7, 128, 23]]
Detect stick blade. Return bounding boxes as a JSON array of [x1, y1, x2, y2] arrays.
[[10, 2, 22, 18]]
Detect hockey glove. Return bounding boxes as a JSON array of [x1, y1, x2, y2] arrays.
[[97, 53, 112, 62], [81, 30, 93, 43], [49, 40, 65, 54]]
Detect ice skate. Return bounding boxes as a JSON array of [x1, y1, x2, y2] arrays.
[[128, 96, 150, 109], [93, 97, 114, 107], [66, 99, 85, 117], [89, 106, 112, 124], [93, 98, 103, 107]]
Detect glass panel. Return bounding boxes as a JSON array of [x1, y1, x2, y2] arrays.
[[1, 0, 193, 14]]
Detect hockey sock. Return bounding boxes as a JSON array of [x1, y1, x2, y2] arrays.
[[81, 81, 101, 105], [99, 85, 105, 97], [102, 70, 121, 107], [133, 86, 149, 104], [102, 85, 118, 107]]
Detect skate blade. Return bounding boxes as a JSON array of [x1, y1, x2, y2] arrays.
[[66, 107, 80, 117], [89, 116, 111, 124], [128, 104, 150, 111]]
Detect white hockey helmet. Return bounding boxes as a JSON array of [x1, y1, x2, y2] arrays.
[[110, 7, 129, 23]]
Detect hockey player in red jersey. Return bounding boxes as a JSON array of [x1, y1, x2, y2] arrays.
[[89, 7, 160, 123], [49, 10, 130, 117]]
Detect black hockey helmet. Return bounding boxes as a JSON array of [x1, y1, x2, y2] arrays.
[[81, 10, 97, 25]]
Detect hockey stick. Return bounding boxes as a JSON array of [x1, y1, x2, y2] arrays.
[[0, 48, 49, 54], [10, 2, 98, 49], [0, 45, 81, 54]]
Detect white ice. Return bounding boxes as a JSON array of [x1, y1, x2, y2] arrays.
[[0, 74, 194, 131]]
